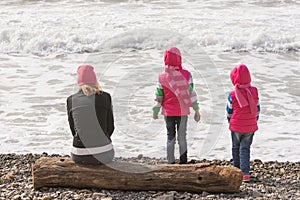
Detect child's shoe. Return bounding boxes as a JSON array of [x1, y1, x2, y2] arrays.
[[243, 174, 250, 182], [179, 153, 187, 164]]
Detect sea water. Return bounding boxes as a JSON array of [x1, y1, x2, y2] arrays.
[[0, 0, 299, 162]]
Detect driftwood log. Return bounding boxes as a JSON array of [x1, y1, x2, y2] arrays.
[[32, 157, 243, 193]]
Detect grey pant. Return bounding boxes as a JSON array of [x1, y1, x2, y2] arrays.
[[164, 116, 188, 164]]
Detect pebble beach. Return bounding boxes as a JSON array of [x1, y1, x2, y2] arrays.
[[0, 153, 299, 200]]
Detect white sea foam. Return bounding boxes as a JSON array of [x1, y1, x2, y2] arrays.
[[0, 0, 299, 161], [0, 0, 299, 55]]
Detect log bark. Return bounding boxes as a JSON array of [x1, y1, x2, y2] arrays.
[[32, 157, 243, 193]]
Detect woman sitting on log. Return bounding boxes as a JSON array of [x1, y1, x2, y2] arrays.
[[67, 65, 115, 165]]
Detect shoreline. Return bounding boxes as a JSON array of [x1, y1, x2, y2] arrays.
[[0, 153, 299, 200]]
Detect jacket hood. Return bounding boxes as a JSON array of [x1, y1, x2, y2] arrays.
[[164, 47, 182, 70], [230, 64, 251, 86]]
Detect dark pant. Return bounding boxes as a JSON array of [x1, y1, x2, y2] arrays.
[[71, 149, 114, 165], [231, 132, 254, 174], [164, 116, 188, 164]]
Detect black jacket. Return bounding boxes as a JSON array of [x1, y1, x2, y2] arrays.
[[67, 90, 114, 148]]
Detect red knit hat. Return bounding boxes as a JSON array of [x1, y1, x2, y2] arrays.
[[77, 65, 97, 86]]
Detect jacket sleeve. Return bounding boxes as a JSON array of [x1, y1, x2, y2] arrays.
[[226, 93, 233, 122], [188, 72, 199, 111], [152, 79, 164, 115], [67, 97, 76, 136], [107, 94, 115, 138], [257, 96, 260, 121]]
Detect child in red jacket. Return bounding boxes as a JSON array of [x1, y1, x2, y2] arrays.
[[153, 47, 200, 164], [226, 64, 260, 181]]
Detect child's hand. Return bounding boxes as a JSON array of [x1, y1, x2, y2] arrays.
[[153, 115, 158, 120], [194, 110, 201, 122]]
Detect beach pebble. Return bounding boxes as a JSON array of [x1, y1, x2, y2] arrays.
[[73, 194, 81, 199], [79, 189, 91, 193], [206, 194, 216, 198], [41, 195, 51, 200], [12, 195, 21, 200], [0, 154, 299, 200], [92, 192, 105, 198], [253, 159, 263, 163], [137, 154, 143, 159], [252, 190, 263, 198], [12, 182, 20, 187], [5, 172, 15, 179], [100, 197, 112, 200], [280, 168, 285, 173], [168, 191, 178, 195], [154, 194, 174, 200], [202, 191, 210, 197]]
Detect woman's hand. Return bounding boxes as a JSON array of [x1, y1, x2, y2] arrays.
[[153, 115, 158, 120]]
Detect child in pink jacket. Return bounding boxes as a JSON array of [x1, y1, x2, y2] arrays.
[[226, 64, 260, 182], [153, 47, 200, 164]]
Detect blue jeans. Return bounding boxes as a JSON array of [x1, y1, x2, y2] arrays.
[[164, 116, 188, 164], [231, 132, 254, 175]]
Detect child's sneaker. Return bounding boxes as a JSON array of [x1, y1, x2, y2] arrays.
[[243, 174, 250, 182]]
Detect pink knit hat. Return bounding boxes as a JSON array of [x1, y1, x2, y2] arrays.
[[77, 65, 97, 86]]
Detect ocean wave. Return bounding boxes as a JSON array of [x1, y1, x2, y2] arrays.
[[210, 33, 300, 52], [0, 28, 299, 56], [0, 0, 299, 55]]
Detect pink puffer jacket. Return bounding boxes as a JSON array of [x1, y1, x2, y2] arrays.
[[229, 64, 259, 133]]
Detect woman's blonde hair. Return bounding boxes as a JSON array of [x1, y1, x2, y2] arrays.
[[80, 84, 103, 96]]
